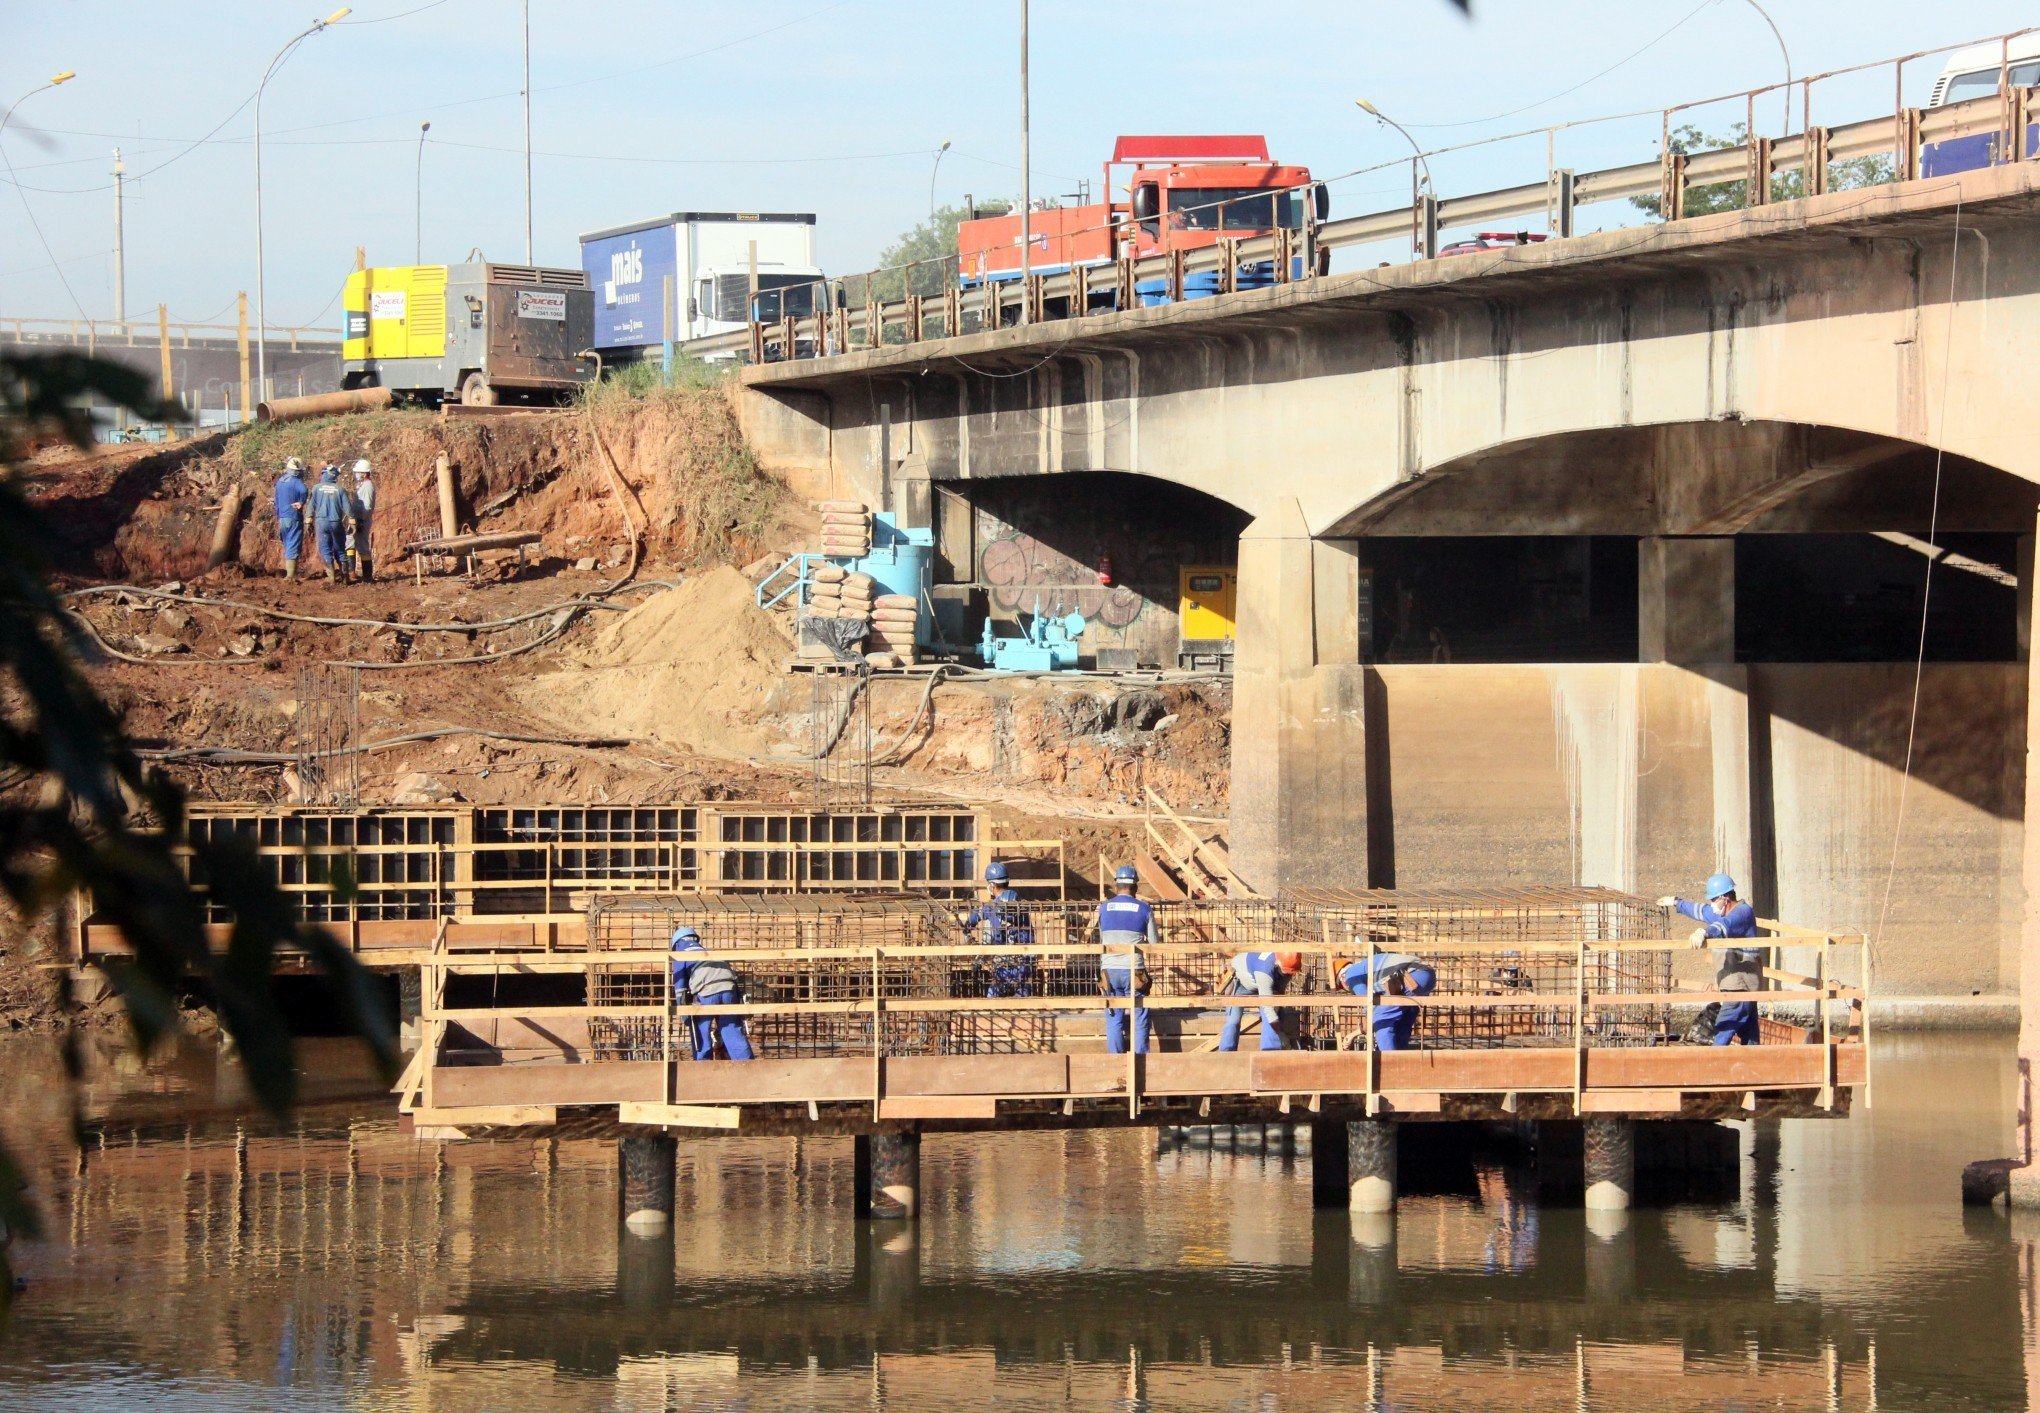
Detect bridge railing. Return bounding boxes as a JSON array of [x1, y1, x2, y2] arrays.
[[403, 891, 1867, 1126], [1, 315, 336, 350], [693, 25, 2040, 366]]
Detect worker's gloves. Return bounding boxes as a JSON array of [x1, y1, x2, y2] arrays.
[[1655, 896, 1678, 908], [1689, 926, 1710, 946]]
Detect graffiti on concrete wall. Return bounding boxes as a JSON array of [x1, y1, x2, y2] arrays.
[[981, 531, 1147, 627]]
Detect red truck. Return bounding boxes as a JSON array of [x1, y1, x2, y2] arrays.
[[956, 135, 1323, 308]]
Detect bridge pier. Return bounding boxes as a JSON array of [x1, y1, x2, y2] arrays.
[[618, 1130, 677, 1233], [1583, 1117, 1636, 1212], [1347, 1119, 1397, 1214], [856, 1131, 920, 1220], [1638, 536, 1735, 664]]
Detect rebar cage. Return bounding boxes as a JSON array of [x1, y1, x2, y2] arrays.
[[573, 888, 1682, 1062]]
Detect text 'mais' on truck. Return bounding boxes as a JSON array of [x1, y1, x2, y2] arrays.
[[956, 135, 1324, 310], [579, 212, 825, 356], [341, 263, 595, 406]]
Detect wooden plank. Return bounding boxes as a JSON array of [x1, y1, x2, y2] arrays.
[[877, 1097, 998, 1121], [1579, 1089, 1682, 1114], [667, 1057, 872, 1105], [1376, 1091, 1443, 1113], [1584, 1045, 1824, 1089], [409, 1104, 555, 1126], [1069, 1054, 1130, 1095], [432, 1060, 663, 1108], [619, 1102, 742, 1130], [885, 1054, 1067, 1097], [1145, 1052, 1256, 1096]]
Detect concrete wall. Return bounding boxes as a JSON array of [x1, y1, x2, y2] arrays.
[[1361, 662, 2022, 1000]]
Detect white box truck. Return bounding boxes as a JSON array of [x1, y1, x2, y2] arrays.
[[580, 212, 825, 353]]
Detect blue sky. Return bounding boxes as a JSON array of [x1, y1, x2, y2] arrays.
[[4, 0, 2036, 332]]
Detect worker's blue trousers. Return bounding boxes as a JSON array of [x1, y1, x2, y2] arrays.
[[1712, 1000, 1760, 1046], [314, 519, 346, 572], [1219, 1001, 1284, 1051], [279, 521, 303, 562], [1372, 1009, 1417, 1051], [984, 963, 1035, 998], [1102, 971, 1149, 1054], [691, 992, 754, 1061]]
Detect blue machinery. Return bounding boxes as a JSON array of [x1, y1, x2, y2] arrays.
[[979, 599, 1085, 672]]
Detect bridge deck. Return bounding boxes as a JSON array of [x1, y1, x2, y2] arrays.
[[400, 891, 1866, 1135]]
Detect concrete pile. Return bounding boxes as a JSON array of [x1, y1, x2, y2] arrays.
[[818, 501, 871, 558]]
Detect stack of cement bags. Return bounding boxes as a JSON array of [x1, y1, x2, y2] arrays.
[[819, 501, 871, 559], [866, 593, 919, 667], [839, 572, 876, 622], [806, 562, 847, 616]]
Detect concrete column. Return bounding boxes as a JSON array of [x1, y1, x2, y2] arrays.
[[1584, 1208, 1635, 1301], [1231, 497, 1369, 892], [397, 966, 423, 1053], [1347, 1119, 1397, 1214], [1311, 1120, 1351, 1208], [1638, 536, 1735, 663], [1583, 1117, 1635, 1212], [618, 1131, 677, 1233], [860, 1130, 920, 1220]]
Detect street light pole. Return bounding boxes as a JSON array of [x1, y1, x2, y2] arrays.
[[0, 70, 72, 141], [1355, 98, 1433, 197], [254, 9, 349, 400], [1018, 0, 1030, 319], [522, 0, 533, 263], [415, 122, 431, 262], [929, 139, 951, 219], [112, 146, 126, 327], [1740, 0, 1793, 135]]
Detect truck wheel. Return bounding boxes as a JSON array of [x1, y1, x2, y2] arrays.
[[459, 373, 496, 407]]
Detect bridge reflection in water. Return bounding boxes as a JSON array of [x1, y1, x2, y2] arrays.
[[0, 1033, 2020, 1407]]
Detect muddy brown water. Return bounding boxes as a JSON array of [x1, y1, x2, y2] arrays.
[[0, 1031, 2028, 1408]]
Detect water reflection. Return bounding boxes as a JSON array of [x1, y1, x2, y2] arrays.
[[0, 1032, 2026, 1407]]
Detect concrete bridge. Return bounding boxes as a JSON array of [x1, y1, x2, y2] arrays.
[[735, 161, 2040, 1189]]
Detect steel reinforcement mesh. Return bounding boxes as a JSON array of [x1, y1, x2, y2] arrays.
[[576, 888, 1680, 1060]]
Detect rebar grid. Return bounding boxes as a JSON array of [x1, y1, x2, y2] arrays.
[[573, 888, 1684, 1061]]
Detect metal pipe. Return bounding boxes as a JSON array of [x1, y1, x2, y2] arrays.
[[207, 482, 249, 569], [255, 385, 391, 423]]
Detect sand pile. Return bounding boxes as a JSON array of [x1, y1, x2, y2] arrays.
[[517, 565, 799, 759]]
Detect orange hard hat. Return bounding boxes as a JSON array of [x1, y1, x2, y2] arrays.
[[1275, 952, 1303, 974]]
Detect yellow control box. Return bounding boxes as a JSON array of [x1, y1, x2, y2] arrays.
[[1178, 565, 1237, 643], [342, 264, 448, 361]]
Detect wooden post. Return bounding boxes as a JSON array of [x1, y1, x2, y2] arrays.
[[236, 292, 251, 425], [156, 303, 173, 408], [435, 451, 459, 539]]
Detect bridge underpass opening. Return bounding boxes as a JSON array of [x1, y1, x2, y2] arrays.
[[932, 471, 1250, 670]]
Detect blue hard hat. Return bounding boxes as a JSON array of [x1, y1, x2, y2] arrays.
[[1705, 872, 1737, 900], [319, 465, 338, 482], [670, 926, 700, 948], [985, 861, 1009, 883], [1114, 865, 1138, 886], [1405, 965, 1437, 996]]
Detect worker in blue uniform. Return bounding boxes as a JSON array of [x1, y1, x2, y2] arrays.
[[307, 464, 354, 583], [1338, 952, 1437, 1051], [1218, 950, 1303, 1051], [669, 925, 755, 1061], [962, 861, 1036, 996], [1658, 873, 1763, 1045], [1092, 866, 1155, 1054], [273, 457, 307, 579]]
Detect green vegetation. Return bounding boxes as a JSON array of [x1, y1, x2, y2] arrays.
[[844, 199, 1013, 304], [576, 354, 732, 408], [0, 351, 395, 1303], [1631, 123, 1896, 219]]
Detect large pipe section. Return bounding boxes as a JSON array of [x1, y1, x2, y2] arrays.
[[435, 452, 460, 538], [255, 386, 393, 423], [205, 482, 248, 569]]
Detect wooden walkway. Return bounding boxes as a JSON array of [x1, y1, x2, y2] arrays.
[[395, 891, 1868, 1137]]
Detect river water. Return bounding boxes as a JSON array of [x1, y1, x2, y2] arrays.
[[0, 1030, 2028, 1409]]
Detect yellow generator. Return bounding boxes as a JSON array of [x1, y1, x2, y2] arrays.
[[1177, 564, 1237, 671], [341, 262, 594, 406]]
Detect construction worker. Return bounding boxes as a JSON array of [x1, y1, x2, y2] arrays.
[[1658, 873, 1763, 1046], [1092, 865, 1155, 1054], [1218, 950, 1303, 1051], [962, 861, 1036, 997], [1338, 952, 1437, 1051], [273, 457, 307, 579], [669, 926, 755, 1061], [349, 459, 376, 581], [307, 464, 354, 583]]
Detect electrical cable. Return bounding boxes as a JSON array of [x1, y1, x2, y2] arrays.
[[0, 117, 92, 320]]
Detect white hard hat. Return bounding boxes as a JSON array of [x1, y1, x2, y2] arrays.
[[352, 459, 371, 476], [284, 456, 304, 472]]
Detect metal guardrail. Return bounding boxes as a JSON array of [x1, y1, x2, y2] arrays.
[[1, 316, 336, 350], [687, 26, 2040, 366]]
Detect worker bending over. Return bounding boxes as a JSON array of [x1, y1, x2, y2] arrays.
[[273, 457, 307, 579], [1093, 866, 1155, 1054], [1338, 952, 1437, 1051], [962, 861, 1036, 997], [307, 464, 355, 583], [1658, 873, 1763, 1046], [1218, 950, 1302, 1051], [669, 926, 755, 1061]]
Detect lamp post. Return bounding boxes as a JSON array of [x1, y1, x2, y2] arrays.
[[1355, 98, 1433, 198], [1741, 0, 1793, 135], [929, 139, 951, 219], [255, 9, 350, 399], [415, 121, 431, 262], [1018, 0, 1030, 316], [0, 70, 73, 140]]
